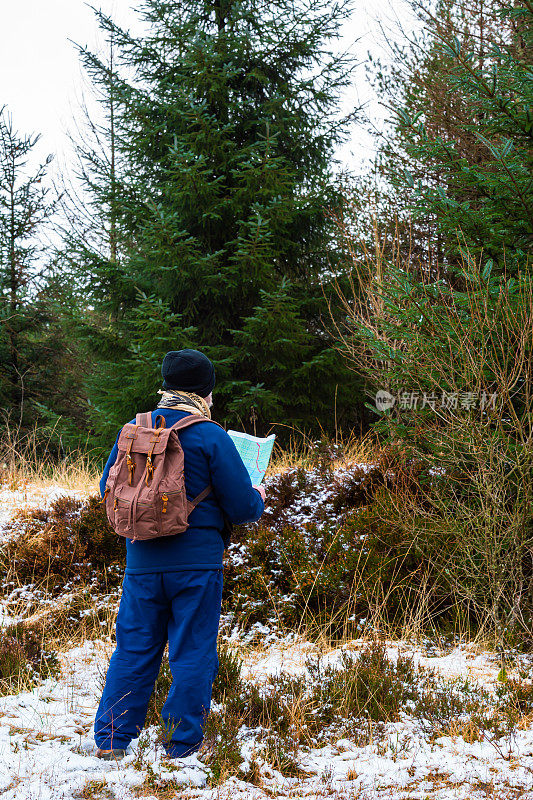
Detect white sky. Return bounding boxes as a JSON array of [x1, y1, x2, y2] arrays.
[[0, 0, 413, 183]]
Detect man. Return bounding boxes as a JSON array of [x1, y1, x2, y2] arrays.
[[94, 349, 265, 760]]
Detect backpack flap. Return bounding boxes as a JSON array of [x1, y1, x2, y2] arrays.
[[117, 424, 172, 456]]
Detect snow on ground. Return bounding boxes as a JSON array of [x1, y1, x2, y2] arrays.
[[1, 482, 533, 798], [0, 483, 90, 541], [0, 638, 532, 799], [242, 638, 502, 688]]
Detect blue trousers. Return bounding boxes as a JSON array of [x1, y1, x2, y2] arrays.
[[94, 569, 223, 757]]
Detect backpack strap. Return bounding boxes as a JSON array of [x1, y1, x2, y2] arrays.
[[136, 412, 153, 428], [169, 416, 225, 510], [188, 484, 213, 514], [170, 415, 225, 432]]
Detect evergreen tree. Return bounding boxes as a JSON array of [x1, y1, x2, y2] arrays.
[[333, 0, 533, 445], [0, 108, 78, 438], [73, 0, 362, 438], [378, 0, 533, 274]]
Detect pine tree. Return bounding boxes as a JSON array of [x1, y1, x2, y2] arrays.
[[73, 0, 361, 438], [0, 108, 64, 433], [378, 0, 533, 274]]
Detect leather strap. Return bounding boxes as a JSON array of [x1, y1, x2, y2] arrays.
[[134, 412, 218, 431], [188, 484, 213, 515], [169, 416, 224, 510]]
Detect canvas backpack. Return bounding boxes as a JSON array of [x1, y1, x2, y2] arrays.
[[103, 412, 222, 542]]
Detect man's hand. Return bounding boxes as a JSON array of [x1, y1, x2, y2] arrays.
[[253, 485, 266, 502]]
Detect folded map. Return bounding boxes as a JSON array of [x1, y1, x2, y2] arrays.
[[227, 430, 276, 485]]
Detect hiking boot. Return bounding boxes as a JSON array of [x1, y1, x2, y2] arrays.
[[96, 747, 127, 761]]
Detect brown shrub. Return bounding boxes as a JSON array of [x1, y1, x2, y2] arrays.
[[0, 495, 125, 594], [0, 621, 59, 695]]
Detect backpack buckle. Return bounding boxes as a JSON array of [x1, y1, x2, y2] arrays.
[[146, 455, 154, 484], [126, 454, 135, 485]]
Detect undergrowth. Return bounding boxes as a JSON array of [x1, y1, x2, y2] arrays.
[[1, 442, 533, 785], [196, 639, 533, 784], [0, 496, 124, 641], [224, 442, 454, 641], [0, 622, 59, 695], [1, 440, 525, 647]]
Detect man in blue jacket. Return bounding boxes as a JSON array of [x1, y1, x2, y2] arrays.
[[94, 349, 265, 761]]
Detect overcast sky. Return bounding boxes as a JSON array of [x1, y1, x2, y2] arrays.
[[0, 0, 412, 181]]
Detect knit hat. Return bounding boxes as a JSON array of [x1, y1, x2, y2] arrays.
[[161, 349, 216, 396]]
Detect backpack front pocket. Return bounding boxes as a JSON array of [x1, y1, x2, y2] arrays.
[[159, 489, 188, 536], [113, 496, 160, 540]]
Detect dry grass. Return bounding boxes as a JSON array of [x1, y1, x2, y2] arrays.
[[0, 418, 100, 493], [267, 429, 380, 476], [1, 454, 99, 494], [0, 418, 377, 493]]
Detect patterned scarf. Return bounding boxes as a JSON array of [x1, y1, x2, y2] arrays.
[[156, 389, 212, 419]]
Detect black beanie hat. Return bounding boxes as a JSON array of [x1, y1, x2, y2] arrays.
[[161, 349, 216, 396]]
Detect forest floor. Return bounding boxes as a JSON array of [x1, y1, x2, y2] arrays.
[[0, 480, 533, 800]]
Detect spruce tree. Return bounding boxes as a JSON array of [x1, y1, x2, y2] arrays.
[[0, 108, 73, 437], [74, 0, 362, 438]]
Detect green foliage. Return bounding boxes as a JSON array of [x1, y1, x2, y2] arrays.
[[72, 0, 362, 438], [84, 293, 198, 443], [385, 0, 533, 271], [0, 110, 86, 443], [339, 248, 533, 637], [339, 2, 533, 632]]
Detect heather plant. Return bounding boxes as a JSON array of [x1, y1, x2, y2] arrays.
[[224, 448, 450, 638], [195, 637, 533, 783], [0, 446, 463, 644], [0, 496, 124, 641], [0, 622, 59, 695], [0, 495, 124, 593], [145, 654, 173, 727]]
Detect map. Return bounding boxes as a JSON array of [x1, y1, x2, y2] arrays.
[[227, 430, 276, 485]]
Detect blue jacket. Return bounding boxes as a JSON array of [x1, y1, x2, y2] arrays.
[[100, 408, 264, 573]]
